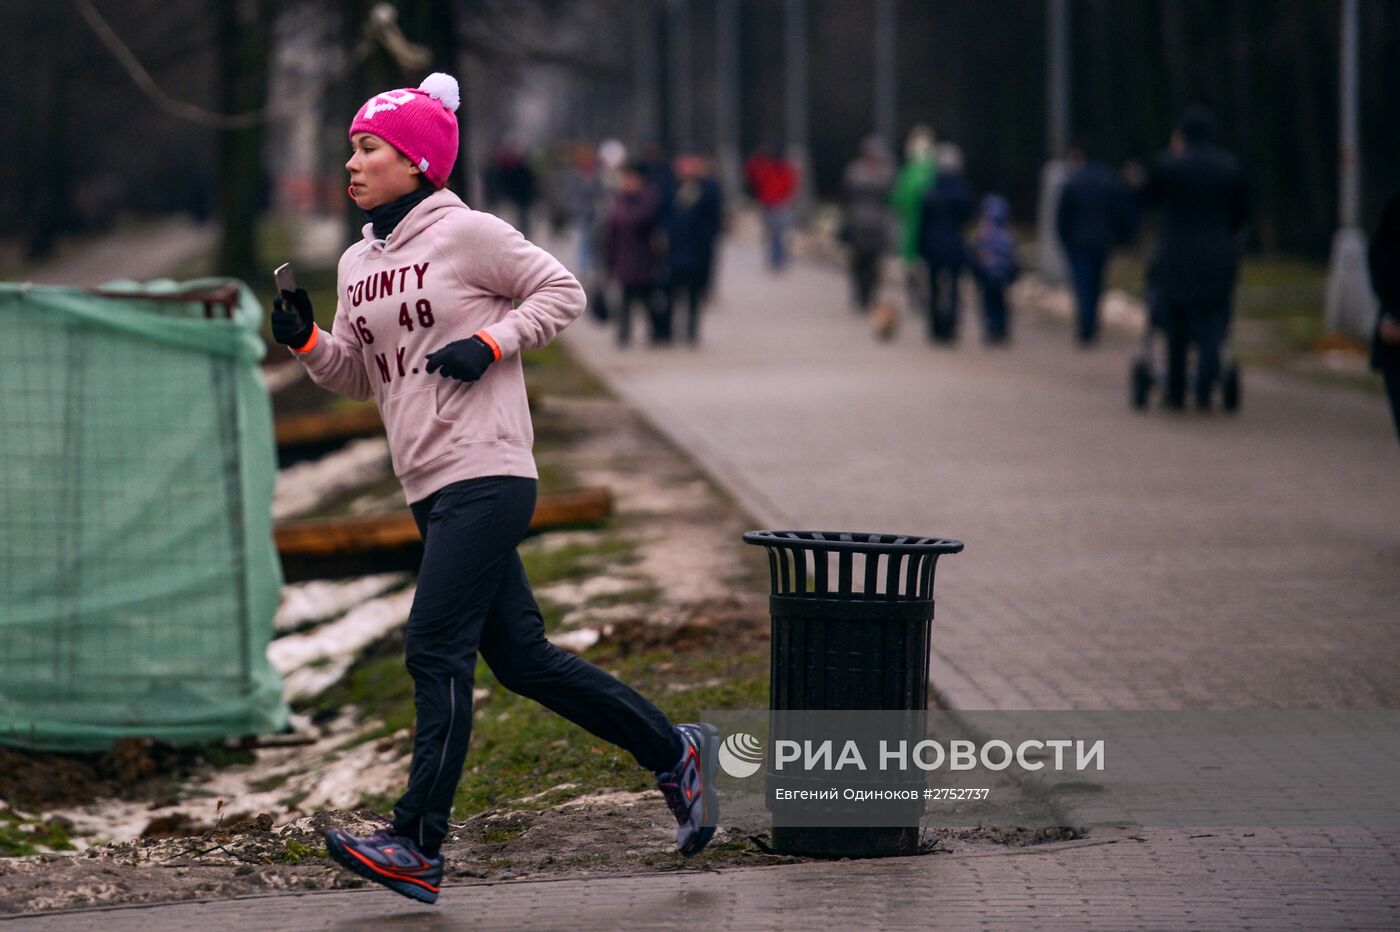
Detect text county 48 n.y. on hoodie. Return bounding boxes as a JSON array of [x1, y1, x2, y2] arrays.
[[289, 189, 585, 503]]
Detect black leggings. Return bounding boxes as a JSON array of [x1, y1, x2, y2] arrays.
[[391, 476, 680, 855]]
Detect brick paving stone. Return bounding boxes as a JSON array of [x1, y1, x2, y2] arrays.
[[6, 829, 1395, 930]]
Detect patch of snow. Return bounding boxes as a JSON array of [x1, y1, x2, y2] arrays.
[[269, 587, 417, 701], [273, 437, 392, 520], [275, 573, 409, 633], [547, 627, 607, 653], [535, 575, 643, 607], [552, 790, 653, 811], [346, 489, 408, 515], [558, 604, 650, 629], [292, 737, 407, 812], [511, 783, 579, 805]]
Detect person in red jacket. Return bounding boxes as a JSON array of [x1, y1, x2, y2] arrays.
[[744, 144, 799, 271], [269, 73, 720, 906]]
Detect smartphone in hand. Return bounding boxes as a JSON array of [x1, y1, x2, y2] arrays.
[[274, 262, 297, 295]]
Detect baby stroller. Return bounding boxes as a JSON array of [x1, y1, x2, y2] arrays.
[[1130, 277, 1241, 412]]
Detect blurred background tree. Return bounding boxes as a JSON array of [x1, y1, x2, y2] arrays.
[[0, 0, 1394, 275]]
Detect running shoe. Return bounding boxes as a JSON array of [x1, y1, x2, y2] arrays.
[[654, 722, 720, 857], [324, 826, 443, 904]]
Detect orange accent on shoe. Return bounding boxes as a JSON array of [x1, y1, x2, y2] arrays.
[[474, 330, 502, 361], [294, 326, 319, 354], [345, 846, 441, 892]]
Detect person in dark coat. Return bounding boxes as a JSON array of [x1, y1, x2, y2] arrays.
[[604, 163, 663, 347], [917, 144, 973, 343], [1139, 107, 1251, 410], [665, 153, 724, 345], [1368, 192, 1400, 445], [488, 144, 538, 240], [841, 134, 896, 313], [1056, 140, 1129, 345]]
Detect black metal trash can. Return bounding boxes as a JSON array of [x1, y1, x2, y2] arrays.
[[743, 530, 963, 858]]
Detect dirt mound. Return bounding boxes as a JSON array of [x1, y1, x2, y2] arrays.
[[596, 599, 768, 657], [0, 739, 208, 811]]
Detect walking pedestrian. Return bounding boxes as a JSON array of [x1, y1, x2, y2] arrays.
[[840, 134, 895, 313], [604, 162, 666, 346], [1368, 191, 1400, 445], [917, 144, 973, 343], [890, 125, 937, 312], [557, 141, 602, 280], [744, 143, 799, 272], [487, 142, 538, 240], [968, 194, 1019, 344], [586, 138, 630, 323], [269, 74, 719, 905], [1139, 107, 1250, 410], [665, 153, 724, 345], [1055, 139, 1130, 345]]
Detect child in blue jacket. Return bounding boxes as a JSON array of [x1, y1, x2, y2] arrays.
[[969, 194, 1019, 344]]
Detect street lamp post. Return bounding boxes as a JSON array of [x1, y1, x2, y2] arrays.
[[784, 0, 813, 217], [667, 0, 692, 154], [1324, 0, 1377, 338], [632, 0, 661, 148], [1035, 0, 1071, 281], [715, 0, 741, 199], [874, 0, 897, 147]]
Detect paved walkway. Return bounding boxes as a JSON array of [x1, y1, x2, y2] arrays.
[[15, 217, 215, 288], [7, 827, 1397, 930], [559, 236, 1400, 712]]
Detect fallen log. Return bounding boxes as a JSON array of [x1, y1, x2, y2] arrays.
[[275, 406, 384, 465], [275, 487, 613, 581]]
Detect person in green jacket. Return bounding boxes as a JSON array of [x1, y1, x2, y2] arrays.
[[890, 125, 937, 307]]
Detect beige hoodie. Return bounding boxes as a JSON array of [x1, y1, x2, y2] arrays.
[[290, 189, 585, 503]]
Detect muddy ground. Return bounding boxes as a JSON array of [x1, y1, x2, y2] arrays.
[[0, 341, 1072, 917]]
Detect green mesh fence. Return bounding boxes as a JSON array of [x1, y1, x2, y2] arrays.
[[0, 278, 287, 751]]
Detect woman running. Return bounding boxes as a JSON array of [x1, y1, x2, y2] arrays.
[[270, 73, 718, 905]]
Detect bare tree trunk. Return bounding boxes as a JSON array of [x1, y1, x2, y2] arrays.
[[398, 0, 465, 195], [26, 1, 72, 262], [216, 0, 271, 285], [1159, 0, 1188, 114], [341, 0, 400, 244]]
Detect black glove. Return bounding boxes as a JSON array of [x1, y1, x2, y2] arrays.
[[271, 288, 315, 349], [425, 336, 496, 383]]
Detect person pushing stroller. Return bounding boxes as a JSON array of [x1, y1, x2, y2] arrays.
[[1138, 107, 1250, 411]]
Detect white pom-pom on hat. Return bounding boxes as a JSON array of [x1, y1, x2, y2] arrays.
[[418, 73, 460, 113]]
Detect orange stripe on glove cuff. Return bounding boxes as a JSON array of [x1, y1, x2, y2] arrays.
[[475, 330, 502, 361], [294, 326, 319, 354]]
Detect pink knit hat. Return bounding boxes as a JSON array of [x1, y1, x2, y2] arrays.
[[349, 73, 460, 189]]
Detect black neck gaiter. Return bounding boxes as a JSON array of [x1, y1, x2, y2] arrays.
[[365, 186, 434, 242]]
